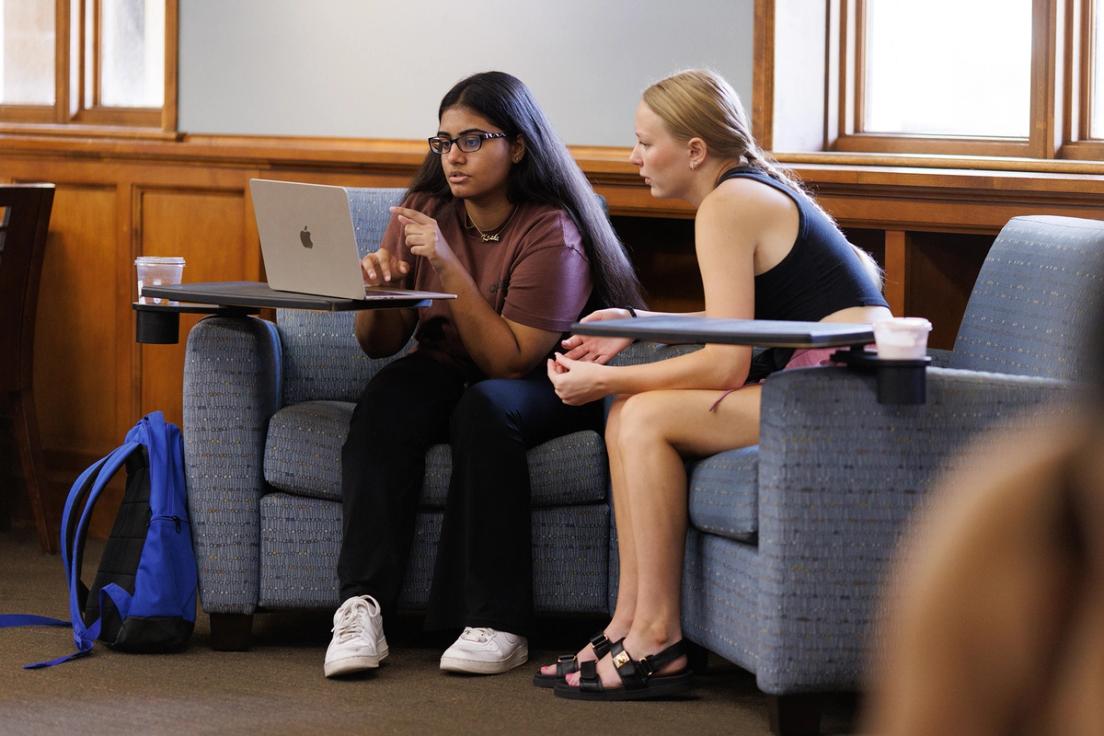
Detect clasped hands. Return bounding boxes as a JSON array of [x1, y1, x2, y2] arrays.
[[361, 206, 458, 286], [547, 308, 635, 406]]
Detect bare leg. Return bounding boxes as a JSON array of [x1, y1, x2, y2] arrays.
[[602, 397, 640, 635], [540, 397, 634, 675], [566, 386, 761, 688]]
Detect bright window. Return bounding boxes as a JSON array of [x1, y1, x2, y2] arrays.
[[0, 0, 55, 106], [863, 0, 1032, 138], [99, 0, 164, 108]]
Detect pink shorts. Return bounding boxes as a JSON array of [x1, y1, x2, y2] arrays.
[[708, 347, 841, 412]]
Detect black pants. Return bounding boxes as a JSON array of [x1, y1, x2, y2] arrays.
[[337, 351, 601, 637]]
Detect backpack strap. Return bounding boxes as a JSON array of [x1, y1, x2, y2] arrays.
[[22, 440, 140, 669], [0, 449, 118, 641]]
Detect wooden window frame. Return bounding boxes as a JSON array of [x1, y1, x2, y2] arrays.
[[0, 0, 177, 135], [830, 0, 1058, 158], [1060, 0, 1104, 157]]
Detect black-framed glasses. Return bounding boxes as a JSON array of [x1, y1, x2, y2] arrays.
[[428, 131, 508, 154]]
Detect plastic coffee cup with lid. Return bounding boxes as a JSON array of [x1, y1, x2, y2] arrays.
[[135, 256, 186, 305], [873, 317, 933, 360]]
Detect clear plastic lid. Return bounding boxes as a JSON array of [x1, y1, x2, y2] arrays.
[[134, 256, 186, 265]]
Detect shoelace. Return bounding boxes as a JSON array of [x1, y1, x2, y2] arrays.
[[459, 626, 495, 643], [332, 597, 379, 642]]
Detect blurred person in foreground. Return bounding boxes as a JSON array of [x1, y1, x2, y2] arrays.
[[862, 301, 1104, 735]]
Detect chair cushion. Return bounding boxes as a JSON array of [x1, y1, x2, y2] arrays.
[[687, 446, 759, 542], [264, 400, 608, 507]]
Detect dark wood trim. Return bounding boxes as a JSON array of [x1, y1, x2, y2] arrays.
[[163, 0, 180, 132], [883, 230, 906, 316], [0, 123, 181, 140], [833, 134, 1037, 157], [55, 0, 69, 124], [840, 0, 856, 140], [852, 0, 865, 137], [1057, 0, 1104, 157], [824, 0, 842, 148], [73, 107, 164, 127], [1036, 0, 1062, 158], [0, 106, 57, 124], [91, 0, 102, 109], [4, 133, 1104, 175], [752, 0, 775, 149], [77, 0, 87, 114]]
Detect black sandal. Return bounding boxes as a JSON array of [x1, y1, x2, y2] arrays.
[[531, 632, 612, 688], [553, 639, 692, 701]]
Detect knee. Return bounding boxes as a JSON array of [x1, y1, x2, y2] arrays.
[[450, 381, 518, 441], [614, 394, 668, 448], [604, 397, 627, 448], [346, 381, 409, 446]]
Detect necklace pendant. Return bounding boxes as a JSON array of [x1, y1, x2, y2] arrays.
[[481, 233, 500, 243]]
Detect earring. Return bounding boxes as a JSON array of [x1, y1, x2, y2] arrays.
[[690, 161, 698, 170]]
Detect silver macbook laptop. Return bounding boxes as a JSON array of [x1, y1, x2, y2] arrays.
[[250, 178, 454, 302]]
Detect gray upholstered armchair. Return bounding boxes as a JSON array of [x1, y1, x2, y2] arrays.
[[182, 188, 612, 649], [660, 215, 1100, 734]]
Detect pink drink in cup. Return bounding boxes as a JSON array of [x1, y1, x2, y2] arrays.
[[873, 317, 933, 359]]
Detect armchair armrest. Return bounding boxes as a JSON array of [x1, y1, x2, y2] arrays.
[[183, 316, 283, 614], [753, 366, 1074, 692], [926, 347, 954, 367]]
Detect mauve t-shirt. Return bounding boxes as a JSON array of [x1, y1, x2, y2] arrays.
[[378, 192, 592, 380]]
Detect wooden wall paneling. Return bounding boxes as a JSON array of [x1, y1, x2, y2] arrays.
[[816, 188, 1104, 234], [137, 186, 247, 428], [242, 170, 264, 282], [839, 226, 893, 307], [902, 232, 994, 350], [117, 177, 138, 454], [882, 229, 907, 316], [26, 182, 123, 534], [31, 183, 120, 459], [611, 216, 702, 313]]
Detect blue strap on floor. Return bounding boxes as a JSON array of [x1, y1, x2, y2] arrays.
[[0, 615, 69, 628]]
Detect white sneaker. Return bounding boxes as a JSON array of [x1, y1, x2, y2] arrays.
[[439, 626, 528, 675], [323, 595, 389, 678]]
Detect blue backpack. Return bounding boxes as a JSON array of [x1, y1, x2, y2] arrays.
[[0, 411, 197, 668]]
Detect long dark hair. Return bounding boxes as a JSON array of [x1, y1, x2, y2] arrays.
[[409, 71, 645, 310]]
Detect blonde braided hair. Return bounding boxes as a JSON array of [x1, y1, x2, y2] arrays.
[[643, 69, 882, 287]]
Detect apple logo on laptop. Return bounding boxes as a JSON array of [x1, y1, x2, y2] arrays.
[[300, 226, 314, 249]]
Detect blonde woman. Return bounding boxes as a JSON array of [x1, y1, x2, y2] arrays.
[[542, 69, 892, 700]]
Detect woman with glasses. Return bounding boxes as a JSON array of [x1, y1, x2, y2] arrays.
[[543, 69, 890, 699], [324, 71, 644, 680]]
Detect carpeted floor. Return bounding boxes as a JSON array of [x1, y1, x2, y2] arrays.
[[0, 531, 856, 735]]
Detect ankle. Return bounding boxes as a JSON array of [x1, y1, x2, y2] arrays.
[[627, 622, 681, 653], [604, 617, 632, 640]]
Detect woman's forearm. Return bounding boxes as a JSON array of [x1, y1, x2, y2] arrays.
[[354, 308, 417, 358], [437, 265, 543, 379], [633, 308, 707, 319], [605, 343, 750, 394]]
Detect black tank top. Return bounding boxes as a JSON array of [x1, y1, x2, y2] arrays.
[[717, 166, 889, 321]]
